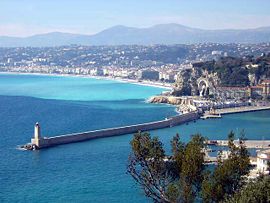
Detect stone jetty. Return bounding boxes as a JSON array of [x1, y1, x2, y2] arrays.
[[21, 111, 199, 150], [207, 140, 270, 149]]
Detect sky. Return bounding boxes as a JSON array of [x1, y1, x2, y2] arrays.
[[1, 0, 270, 37]]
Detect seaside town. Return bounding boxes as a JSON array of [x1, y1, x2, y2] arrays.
[[1, 43, 270, 114], [2, 0, 270, 202], [0, 43, 270, 201], [4, 43, 269, 181]]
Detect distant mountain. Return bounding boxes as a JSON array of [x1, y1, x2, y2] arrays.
[[0, 32, 92, 47], [1, 24, 270, 47]]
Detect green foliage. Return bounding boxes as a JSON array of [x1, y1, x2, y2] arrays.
[[128, 132, 205, 203], [198, 54, 270, 87], [201, 131, 250, 203], [179, 134, 205, 202], [128, 131, 256, 203], [178, 84, 192, 96], [137, 46, 188, 64], [128, 132, 172, 203], [200, 57, 250, 87], [223, 176, 270, 203], [254, 55, 270, 79], [165, 183, 180, 203]]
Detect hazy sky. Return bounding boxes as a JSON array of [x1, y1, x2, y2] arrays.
[[1, 0, 270, 37]]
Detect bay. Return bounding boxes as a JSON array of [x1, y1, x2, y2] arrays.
[[0, 73, 270, 203]]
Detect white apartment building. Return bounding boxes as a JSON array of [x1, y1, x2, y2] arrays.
[[257, 149, 270, 174]]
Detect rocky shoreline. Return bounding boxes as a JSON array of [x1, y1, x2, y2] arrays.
[[148, 95, 197, 113]]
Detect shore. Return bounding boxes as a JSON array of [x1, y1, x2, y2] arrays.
[[0, 71, 172, 90]]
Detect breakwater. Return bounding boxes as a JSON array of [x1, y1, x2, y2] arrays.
[[202, 105, 270, 119], [211, 105, 270, 115], [24, 111, 199, 149], [207, 140, 270, 149]]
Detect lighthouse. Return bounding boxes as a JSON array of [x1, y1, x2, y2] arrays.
[[31, 122, 42, 148], [34, 122, 41, 139]]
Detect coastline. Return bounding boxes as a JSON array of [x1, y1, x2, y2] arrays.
[[0, 71, 172, 90], [3, 71, 270, 117]]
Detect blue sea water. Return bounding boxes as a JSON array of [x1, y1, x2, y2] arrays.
[[0, 73, 270, 203]]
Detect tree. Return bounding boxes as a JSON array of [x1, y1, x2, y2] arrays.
[[127, 132, 205, 203], [177, 134, 205, 202], [201, 131, 250, 203], [128, 131, 253, 203], [127, 132, 172, 203], [223, 176, 270, 203]]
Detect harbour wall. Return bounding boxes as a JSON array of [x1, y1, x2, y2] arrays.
[[214, 106, 270, 115], [207, 140, 270, 149], [36, 111, 199, 148]]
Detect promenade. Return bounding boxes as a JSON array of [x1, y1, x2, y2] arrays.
[[207, 140, 270, 149], [210, 105, 270, 115]]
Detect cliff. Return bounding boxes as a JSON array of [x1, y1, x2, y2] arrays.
[[148, 95, 183, 105], [148, 95, 197, 113], [172, 68, 219, 97]]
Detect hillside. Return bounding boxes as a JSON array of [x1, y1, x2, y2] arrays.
[[0, 24, 270, 47]]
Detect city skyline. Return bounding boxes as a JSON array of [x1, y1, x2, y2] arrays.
[[1, 0, 270, 37]]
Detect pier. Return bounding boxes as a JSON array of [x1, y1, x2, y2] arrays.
[[207, 140, 270, 149], [21, 111, 199, 150], [21, 105, 270, 150], [202, 105, 270, 119], [208, 105, 270, 115], [200, 114, 222, 119]]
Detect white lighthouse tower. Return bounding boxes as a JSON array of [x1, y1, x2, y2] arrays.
[[34, 122, 41, 139], [31, 122, 42, 148]]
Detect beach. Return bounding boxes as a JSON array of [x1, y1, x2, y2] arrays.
[[0, 71, 173, 90]]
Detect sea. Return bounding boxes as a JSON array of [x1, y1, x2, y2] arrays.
[[1, 73, 270, 203]]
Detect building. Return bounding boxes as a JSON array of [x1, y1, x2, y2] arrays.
[[249, 85, 264, 99], [138, 70, 159, 81], [90, 68, 103, 76], [257, 149, 270, 174], [214, 80, 270, 100], [248, 80, 270, 99], [262, 80, 270, 99], [215, 87, 249, 100], [159, 71, 176, 82]]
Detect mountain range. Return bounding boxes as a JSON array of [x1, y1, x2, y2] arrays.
[[1, 24, 270, 47]]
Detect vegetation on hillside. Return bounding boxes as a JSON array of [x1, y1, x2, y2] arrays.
[[193, 57, 250, 87], [193, 53, 270, 87], [253, 53, 270, 80]]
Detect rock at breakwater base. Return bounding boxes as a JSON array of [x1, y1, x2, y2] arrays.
[[19, 144, 39, 151], [148, 96, 183, 105]]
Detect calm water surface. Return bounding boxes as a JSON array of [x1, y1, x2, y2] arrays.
[[0, 73, 270, 203]]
